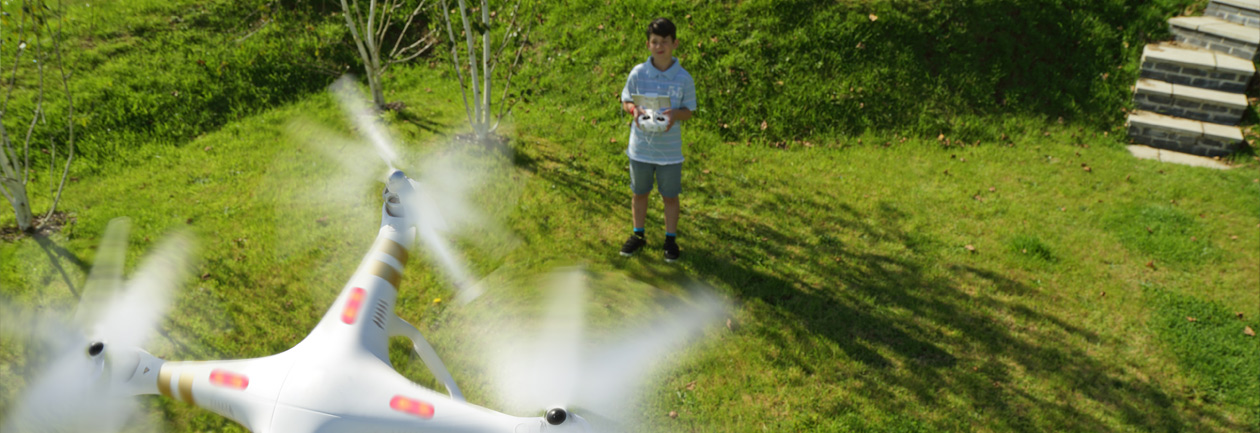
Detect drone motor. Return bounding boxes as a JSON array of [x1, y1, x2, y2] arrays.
[[545, 407, 568, 425]]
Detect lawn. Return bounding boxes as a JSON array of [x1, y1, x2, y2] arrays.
[[1, 0, 1258, 432]]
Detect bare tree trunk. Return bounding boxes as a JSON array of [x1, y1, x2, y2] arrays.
[[439, 0, 531, 142], [341, 0, 436, 109], [0, 122, 35, 232]]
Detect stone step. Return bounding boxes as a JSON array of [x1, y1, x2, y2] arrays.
[[1139, 42, 1256, 93], [1132, 78, 1248, 125], [1206, 0, 1260, 29], [1126, 110, 1243, 157], [1168, 16, 1260, 60]]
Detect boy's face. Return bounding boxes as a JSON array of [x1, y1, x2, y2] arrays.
[[646, 34, 678, 59]]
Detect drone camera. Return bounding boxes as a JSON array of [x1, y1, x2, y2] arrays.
[[545, 407, 568, 425], [87, 341, 105, 357]]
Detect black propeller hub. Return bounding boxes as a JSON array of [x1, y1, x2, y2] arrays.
[[87, 341, 105, 357], [545, 408, 568, 425]]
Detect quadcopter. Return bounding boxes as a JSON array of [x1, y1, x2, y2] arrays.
[[0, 78, 726, 433]]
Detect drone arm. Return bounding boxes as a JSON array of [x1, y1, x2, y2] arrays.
[[387, 314, 465, 402]]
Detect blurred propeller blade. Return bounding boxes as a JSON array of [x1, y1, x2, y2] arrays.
[[331, 76, 400, 169], [1, 221, 194, 433], [485, 272, 728, 425]]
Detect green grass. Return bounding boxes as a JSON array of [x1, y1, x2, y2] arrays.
[[2, 0, 1260, 432]]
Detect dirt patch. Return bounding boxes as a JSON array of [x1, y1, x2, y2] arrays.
[[0, 211, 75, 242]]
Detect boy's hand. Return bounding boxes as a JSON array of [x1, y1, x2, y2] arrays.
[[661, 108, 691, 132], [624, 101, 643, 128]]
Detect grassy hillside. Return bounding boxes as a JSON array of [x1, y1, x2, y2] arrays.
[[2, 0, 1258, 432]]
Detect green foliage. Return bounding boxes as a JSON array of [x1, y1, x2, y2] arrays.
[[1145, 285, 1260, 429], [1009, 234, 1056, 265], [522, 0, 1198, 143], [2, 0, 358, 173], [1105, 204, 1218, 266]]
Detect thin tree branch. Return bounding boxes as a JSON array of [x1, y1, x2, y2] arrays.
[[480, 0, 490, 128], [46, 0, 75, 220], [440, 0, 474, 129], [388, 0, 429, 59], [2, 5, 31, 117]]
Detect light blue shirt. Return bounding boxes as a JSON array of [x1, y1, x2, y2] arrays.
[[620, 57, 697, 165]]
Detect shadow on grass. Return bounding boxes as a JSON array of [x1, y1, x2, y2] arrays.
[[519, 143, 1249, 431], [31, 234, 88, 298]]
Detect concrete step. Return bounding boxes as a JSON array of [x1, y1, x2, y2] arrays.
[[1168, 16, 1260, 60], [1126, 110, 1243, 157], [1207, 0, 1260, 29], [1133, 78, 1248, 125], [1139, 42, 1256, 93]]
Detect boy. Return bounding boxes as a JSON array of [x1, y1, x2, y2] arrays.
[[618, 17, 696, 262]]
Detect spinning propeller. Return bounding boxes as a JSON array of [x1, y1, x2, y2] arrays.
[[317, 76, 508, 303], [2, 219, 195, 433], [483, 269, 729, 429]]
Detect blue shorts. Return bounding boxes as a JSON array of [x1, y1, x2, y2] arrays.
[[629, 160, 682, 197]]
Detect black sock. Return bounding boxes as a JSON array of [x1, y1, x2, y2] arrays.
[[665, 233, 677, 243], [633, 228, 645, 239]]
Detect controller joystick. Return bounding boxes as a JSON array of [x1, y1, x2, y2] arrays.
[[637, 109, 670, 133]]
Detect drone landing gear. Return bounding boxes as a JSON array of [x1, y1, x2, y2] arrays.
[[387, 315, 465, 401]]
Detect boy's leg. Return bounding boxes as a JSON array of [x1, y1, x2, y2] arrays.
[[656, 163, 683, 262], [622, 160, 656, 256], [663, 197, 679, 233], [633, 193, 650, 230]]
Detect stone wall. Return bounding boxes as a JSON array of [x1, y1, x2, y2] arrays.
[[1206, 2, 1260, 28], [1171, 28, 1259, 61], [1133, 92, 1246, 124], [1138, 59, 1250, 92], [1128, 123, 1237, 157]]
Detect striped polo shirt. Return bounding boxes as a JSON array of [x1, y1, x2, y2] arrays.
[[620, 56, 697, 165]]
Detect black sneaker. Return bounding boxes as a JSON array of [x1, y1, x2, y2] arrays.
[[663, 238, 680, 262], [620, 235, 647, 256]]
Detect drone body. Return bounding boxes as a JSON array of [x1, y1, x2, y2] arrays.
[[4, 79, 724, 433], [126, 172, 580, 433]]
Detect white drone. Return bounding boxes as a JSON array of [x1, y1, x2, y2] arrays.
[[0, 78, 726, 433]]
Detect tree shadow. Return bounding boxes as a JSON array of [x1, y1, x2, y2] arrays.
[[526, 150, 1249, 431], [30, 234, 89, 298], [393, 105, 445, 134]]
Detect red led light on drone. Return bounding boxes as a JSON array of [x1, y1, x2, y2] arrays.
[[390, 395, 435, 419], [341, 288, 366, 324], [208, 369, 249, 390]]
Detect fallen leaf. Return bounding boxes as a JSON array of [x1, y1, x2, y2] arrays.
[[1145, 260, 1155, 269], [685, 14, 691, 19], [868, 13, 878, 21], [964, 244, 976, 252], [1083, 166, 1092, 172], [702, 169, 711, 174], [204, 146, 212, 151], [1146, 226, 1154, 233], [1099, 291, 1106, 297], [609, 138, 617, 143], [1246, 326, 1255, 337], [200, 272, 211, 281], [425, 88, 432, 93], [989, 187, 996, 192], [973, 195, 984, 202], [1236, 312, 1245, 320], [1230, 235, 1239, 240], [316, 216, 329, 226], [1186, 316, 1197, 322], [685, 381, 697, 391], [668, 411, 678, 419], [597, 24, 604, 30], [760, 120, 768, 130]]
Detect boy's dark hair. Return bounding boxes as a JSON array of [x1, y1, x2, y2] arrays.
[[646, 18, 677, 41]]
